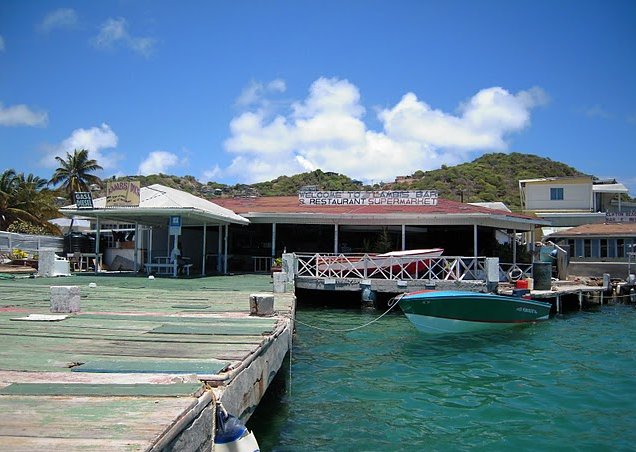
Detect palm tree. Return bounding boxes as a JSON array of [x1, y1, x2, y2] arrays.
[[49, 149, 103, 200], [0, 169, 59, 233]]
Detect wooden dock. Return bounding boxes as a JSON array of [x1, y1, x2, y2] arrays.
[[0, 274, 294, 451], [499, 281, 606, 313]]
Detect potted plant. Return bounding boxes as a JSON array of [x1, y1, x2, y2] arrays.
[[271, 257, 283, 273]]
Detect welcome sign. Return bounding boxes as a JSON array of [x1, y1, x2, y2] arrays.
[[299, 190, 438, 206], [106, 180, 141, 207]]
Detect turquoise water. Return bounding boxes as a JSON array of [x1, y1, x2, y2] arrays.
[[249, 303, 636, 451]]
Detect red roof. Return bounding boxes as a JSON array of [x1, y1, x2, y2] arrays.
[[214, 195, 534, 219], [548, 223, 636, 237]]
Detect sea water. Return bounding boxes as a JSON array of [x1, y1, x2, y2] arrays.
[[248, 304, 636, 451]]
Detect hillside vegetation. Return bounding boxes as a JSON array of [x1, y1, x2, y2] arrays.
[[105, 153, 588, 212]]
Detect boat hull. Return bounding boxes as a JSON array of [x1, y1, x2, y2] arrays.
[[318, 248, 443, 273], [398, 290, 551, 334]]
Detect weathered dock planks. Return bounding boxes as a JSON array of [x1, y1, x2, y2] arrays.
[[0, 274, 295, 451]]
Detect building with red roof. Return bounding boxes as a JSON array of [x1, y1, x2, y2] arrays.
[[214, 192, 547, 272]]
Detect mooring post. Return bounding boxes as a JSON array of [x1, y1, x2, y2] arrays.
[[579, 291, 583, 310], [557, 295, 561, 314]]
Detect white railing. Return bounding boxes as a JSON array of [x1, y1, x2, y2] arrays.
[[499, 262, 533, 282], [0, 231, 63, 255], [294, 253, 489, 281]]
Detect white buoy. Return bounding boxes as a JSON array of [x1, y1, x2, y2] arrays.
[[88, 282, 97, 288], [148, 275, 155, 280]]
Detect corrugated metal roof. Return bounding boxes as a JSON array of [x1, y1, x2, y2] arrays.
[[61, 184, 249, 226], [592, 183, 629, 193]]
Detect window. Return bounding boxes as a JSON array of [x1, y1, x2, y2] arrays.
[[600, 239, 608, 258], [584, 239, 591, 257], [550, 187, 564, 200]]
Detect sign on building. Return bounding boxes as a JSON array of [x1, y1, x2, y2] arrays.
[[169, 215, 182, 236], [298, 190, 438, 206], [106, 180, 141, 207], [73, 192, 94, 209], [606, 211, 636, 223]]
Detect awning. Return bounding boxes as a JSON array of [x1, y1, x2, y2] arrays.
[[59, 184, 249, 227]]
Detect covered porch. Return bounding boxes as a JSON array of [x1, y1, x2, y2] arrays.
[[59, 184, 249, 277]]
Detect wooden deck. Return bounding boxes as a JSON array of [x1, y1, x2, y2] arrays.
[[0, 274, 294, 451]]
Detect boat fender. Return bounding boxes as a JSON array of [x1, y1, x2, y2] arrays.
[[215, 406, 260, 452], [508, 268, 523, 282]]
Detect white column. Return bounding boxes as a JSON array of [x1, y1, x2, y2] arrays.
[[223, 224, 229, 274], [272, 223, 277, 258], [334, 224, 339, 254], [148, 227, 153, 268], [95, 217, 101, 274], [473, 224, 478, 258], [513, 229, 517, 265], [401, 225, 406, 250], [134, 222, 139, 272], [217, 225, 222, 273], [201, 223, 207, 276], [172, 230, 178, 277]]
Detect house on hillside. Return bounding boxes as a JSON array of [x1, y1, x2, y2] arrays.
[[519, 176, 631, 229]]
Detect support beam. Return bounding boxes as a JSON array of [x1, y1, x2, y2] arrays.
[[217, 225, 222, 273], [272, 223, 277, 259], [401, 225, 406, 251], [473, 224, 478, 259], [148, 227, 153, 268], [95, 217, 101, 274], [513, 229, 517, 265], [224, 224, 229, 274], [334, 224, 339, 254], [134, 222, 139, 272], [201, 223, 207, 276]]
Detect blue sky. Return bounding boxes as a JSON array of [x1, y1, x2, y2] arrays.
[[1, 1, 635, 194]]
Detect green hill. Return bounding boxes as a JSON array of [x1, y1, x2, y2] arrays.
[[389, 152, 586, 211]]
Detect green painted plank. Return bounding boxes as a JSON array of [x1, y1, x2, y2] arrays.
[[76, 313, 276, 326], [72, 359, 229, 374], [0, 383, 203, 397], [149, 324, 271, 336]]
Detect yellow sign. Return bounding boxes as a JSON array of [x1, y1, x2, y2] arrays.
[[106, 180, 141, 207]]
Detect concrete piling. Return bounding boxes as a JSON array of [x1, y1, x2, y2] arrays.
[[50, 285, 81, 313], [249, 293, 274, 316]]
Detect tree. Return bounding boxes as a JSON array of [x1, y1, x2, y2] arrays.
[[0, 169, 60, 233], [49, 149, 103, 200]]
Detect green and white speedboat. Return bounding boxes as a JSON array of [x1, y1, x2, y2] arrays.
[[398, 290, 552, 334]]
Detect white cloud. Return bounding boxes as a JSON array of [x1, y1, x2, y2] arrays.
[[138, 151, 180, 175], [42, 123, 120, 169], [0, 102, 48, 127], [38, 8, 78, 33], [0, 35, 5, 52], [92, 18, 156, 57], [222, 78, 548, 183], [235, 78, 287, 107], [202, 165, 223, 182]]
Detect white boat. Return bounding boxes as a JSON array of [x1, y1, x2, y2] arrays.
[[317, 248, 444, 274]]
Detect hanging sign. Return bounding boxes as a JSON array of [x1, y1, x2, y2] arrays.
[[298, 190, 438, 206], [169, 215, 182, 236], [73, 192, 94, 209], [106, 180, 141, 207]]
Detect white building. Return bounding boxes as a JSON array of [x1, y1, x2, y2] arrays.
[[519, 176, 630, 228]]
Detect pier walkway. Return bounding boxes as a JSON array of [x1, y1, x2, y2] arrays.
[[0, 274, 294, 451]]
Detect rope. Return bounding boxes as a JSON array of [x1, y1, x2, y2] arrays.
[[286, 294, 403, 333]]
